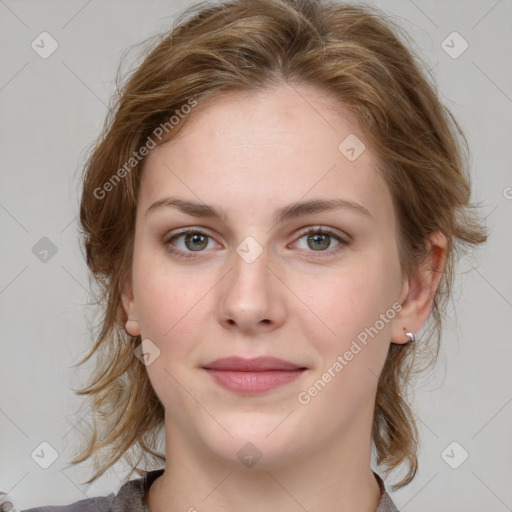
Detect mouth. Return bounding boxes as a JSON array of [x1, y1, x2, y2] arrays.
[[201, 356, 307, 394]]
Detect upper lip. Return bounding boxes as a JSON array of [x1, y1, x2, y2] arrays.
[[202, 356, 305, 371]]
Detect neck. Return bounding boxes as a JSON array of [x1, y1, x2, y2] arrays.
[[146, 409, 382, 512]]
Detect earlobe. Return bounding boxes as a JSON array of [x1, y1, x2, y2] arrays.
[[125, 319, 141, 337], [391, 232, 448, 344]]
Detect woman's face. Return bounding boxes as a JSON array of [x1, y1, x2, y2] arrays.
[[122, 84, 410, 468]]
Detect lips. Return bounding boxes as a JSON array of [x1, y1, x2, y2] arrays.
[[202, 356, 305, 371], [202, 356, 307, 394]]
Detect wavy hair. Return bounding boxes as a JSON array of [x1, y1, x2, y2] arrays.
[[70, 0, 488, 491]]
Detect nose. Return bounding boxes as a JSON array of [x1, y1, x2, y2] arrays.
[[216, 241, 286, 334]]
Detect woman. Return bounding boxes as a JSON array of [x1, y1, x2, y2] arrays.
[[22, 0, 487, 510]]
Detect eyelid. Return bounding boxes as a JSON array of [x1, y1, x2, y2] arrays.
[[292, 225, 351, 243], [163, 227, 222, 249], [164, 226, 217, 240], [163, 225, 351, 258], [288, 225, 350, 258], [164, 225, 350, 243]]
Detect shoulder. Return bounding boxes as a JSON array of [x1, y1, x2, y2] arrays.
[[373, 471, 400, 512], [21, 494, 114, 512], [20, 469, 165, 512], [375, 492, 400, 512]]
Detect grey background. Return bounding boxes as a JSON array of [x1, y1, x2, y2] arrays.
[[0, 0, 511, 510]]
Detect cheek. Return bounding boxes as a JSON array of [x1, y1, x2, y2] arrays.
[[294, 265, 397, 419], [293, 254, 401, 404], [133, 265, 210, 411], [297, 261, 397, 339], [132, 256, 218, 372], [133, 242, 203, 335]]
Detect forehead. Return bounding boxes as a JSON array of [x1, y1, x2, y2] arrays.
[[138, 84, 394, 226]]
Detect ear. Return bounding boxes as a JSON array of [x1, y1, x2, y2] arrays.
[[120, 273, 141, 337], [391, 232, 448, 344]]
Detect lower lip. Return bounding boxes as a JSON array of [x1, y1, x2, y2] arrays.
[[203, 369, 305, 394]]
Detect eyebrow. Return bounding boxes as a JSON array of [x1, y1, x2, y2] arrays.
[[145, 196, 373, 222]]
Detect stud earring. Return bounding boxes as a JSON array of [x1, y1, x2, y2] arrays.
[[405, 331, 415, 343]]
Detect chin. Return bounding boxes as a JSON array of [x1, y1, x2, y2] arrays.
[[198, 423, 307, 471]]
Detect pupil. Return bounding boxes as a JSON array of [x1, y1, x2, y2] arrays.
[[309, 233, 329, 250], [186, 233, 207, 251]]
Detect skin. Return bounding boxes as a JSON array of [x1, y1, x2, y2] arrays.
[[121, 83, 447, 512]]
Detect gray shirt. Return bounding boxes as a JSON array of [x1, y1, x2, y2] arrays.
[[22, 469, 399, 512]]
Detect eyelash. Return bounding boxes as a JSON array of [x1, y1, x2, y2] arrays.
[[163, 226, 350, 260]]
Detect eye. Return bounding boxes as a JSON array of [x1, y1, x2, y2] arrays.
[[163, 225, 350, 260], [164, 229, 219, 258], [291, 226, 349, 256]]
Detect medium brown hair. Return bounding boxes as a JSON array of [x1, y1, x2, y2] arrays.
[[71, 0, 487, 491]]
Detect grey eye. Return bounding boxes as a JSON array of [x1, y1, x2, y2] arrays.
[[306, 232, 332, 250], [184, 233, 209, 251]]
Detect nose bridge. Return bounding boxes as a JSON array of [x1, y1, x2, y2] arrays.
[[217, 234, 284, 329], [229, 236, 272, 303]]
